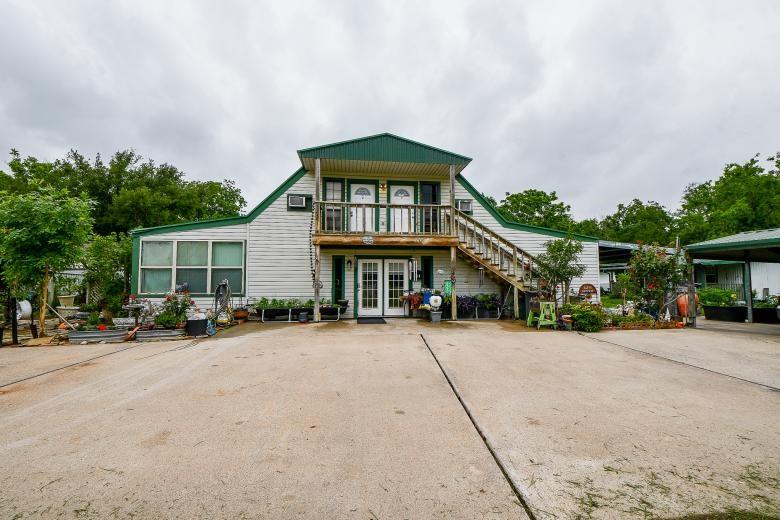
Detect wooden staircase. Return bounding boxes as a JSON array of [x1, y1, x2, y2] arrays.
[[452, 208, 542, 293]]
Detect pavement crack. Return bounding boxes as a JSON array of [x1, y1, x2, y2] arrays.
[[419, 333, 538, 520]]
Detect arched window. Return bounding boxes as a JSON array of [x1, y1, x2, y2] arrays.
[[394, 188, 411, 198], [355, 187, 371, 196]]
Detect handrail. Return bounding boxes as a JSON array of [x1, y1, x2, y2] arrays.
[[315, 201, 454, 235]]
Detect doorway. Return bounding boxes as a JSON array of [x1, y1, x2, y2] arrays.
[[357, 258, 409, 317]]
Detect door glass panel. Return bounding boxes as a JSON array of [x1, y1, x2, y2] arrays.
[[387, 261, 405, 308], [361, 262, 379, 309]]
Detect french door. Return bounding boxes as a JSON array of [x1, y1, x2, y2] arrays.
[[357, 259, 408, 316], [389, 184, 414, 233]]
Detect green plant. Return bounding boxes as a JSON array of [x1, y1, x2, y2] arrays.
[[560, 303, 606, 332], [0, 186, 93, 334], [610, 313, 654, 328], [159, 292, 193, 323], [534, 237, 586, 304], [752, 295, 778, 308], [79, 303, 101, 313], [55, 275, 83, 296], [698, 287, 738, 307], [625, 245, 688, 314], [86, 312, 101, 327], [154, 311, 179, 328]]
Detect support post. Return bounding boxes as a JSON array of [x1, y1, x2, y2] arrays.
[[744, 258, 753, 323], [450, 245, 457, 321], [687, 254, 696, 328], [449, 164, 456, 235], [313, 158, 321, 322], [513, 286, 519, 320], [314, 244, 321, 323]]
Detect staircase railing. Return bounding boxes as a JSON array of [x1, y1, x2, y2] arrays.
[[315, 201, 454, 235], [452, 208, 541, 290]]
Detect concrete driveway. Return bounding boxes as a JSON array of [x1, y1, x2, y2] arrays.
[[0, 320, 778, 519]]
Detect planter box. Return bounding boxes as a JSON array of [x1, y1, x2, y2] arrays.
[[58, 295, 76, 307], [702, 305, 747, 322], [752, 307, 779, 324], [135, 329, 185, 341], [186, 319, 208, 336], [477, 308, 500, 319], [259, 308, 292, 321], [68, 329, 128, 343], [112, 317, 136, 327]]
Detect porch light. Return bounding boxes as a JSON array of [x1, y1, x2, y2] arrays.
[[379, 182, 387, 190], [346, 259, 353, 271]]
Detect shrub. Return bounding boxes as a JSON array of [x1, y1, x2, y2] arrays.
[[610, 313, 654, 328], [560, 303, 606, 332], [753, 295, 778, 308], [698, 287, 738, 307], [154, 311, 179, 328]]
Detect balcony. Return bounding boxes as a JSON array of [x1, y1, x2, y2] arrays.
[[312, 202, 459, 247]]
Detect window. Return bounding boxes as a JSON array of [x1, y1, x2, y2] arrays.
[[456, 199, 473, 214], [324, 180, 344, 231], [140, 240, 244, 294], [704, 266, 718, 285]]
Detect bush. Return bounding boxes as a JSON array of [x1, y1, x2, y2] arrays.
[[698, 287, 738, 307], [560, 303, 606, 332], [154, 311, 179, 328], [610, 313, 654, 328], [753, 295, 778, 308]]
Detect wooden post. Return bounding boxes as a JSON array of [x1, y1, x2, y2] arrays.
[[513, 286, 519, 320], [449, 164, 456, 235], [744, 258, 753, 323], [687, 254, 696, 328], [313, 158, 321, 322], [450, 245, 457, 321]]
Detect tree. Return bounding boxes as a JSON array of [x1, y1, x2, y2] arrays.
[[600, 199, 674, 245], [675, 153, 780, 244], [83, 234, 133, 311], [625, 245, 688, 315], [534, 237, 586, 305], [496, 189, 576, 231], [0, 149, 247, 234], [0, 187, 93, 333]]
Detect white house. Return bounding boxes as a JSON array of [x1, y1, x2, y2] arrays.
[[130, 134, 600, 320]]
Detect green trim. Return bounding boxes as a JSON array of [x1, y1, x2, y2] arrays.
[[297, 133, 472, 165], [685, 238, 780, 252], [322, 177, 346, 231], [421, 255, 434, 289], [332, 255, 345, 302], [346, 178, 380, 231], [131, 234, 140, 295], [456, 174, 599, 242], [130, 167, 308, 237]]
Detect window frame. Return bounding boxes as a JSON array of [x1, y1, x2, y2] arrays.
[[455, 199, 473, 215], [139, 239, 245, 296]]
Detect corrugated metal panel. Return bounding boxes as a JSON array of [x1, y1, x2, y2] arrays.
[[687, 228, 780, 249], [297, 133, 471, 165]]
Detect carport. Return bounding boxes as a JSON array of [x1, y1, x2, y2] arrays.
[[685, 228, 780, 324]]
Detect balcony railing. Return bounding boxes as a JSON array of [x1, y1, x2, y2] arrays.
[[315, 202, 454, 235]]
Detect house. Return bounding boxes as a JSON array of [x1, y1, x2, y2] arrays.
[[129, 134, 601, 320], [694, 260, 780, 300], [598, 240, 678, 293]]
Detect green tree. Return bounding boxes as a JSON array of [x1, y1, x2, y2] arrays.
[[625, 245, 687, 315], [675, 153, 780, 244], [83, 234, 133, 301], [600, 199, 673, 245], [0, 149, 247, 234], [496, 189, 576, 231], [534, 237, 586, 304], [0, 187, 93, 332]]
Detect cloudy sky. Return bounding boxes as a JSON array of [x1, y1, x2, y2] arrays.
[[1, 1, 778, 219]]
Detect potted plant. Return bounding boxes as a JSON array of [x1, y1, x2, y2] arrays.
[[752, 295, 779, 324], [476, 293, 501, 319], [699, 287, 747, 322], [55, 275, 82, 308], [155, 292, 193, 329]]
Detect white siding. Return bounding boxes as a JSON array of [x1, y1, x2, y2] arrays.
[[749, 262, 780, 297], [454, 178, 601, 301]]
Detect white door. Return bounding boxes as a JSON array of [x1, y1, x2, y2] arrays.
[[389, 185, 414, 233], [383, 259, 408, 316], [350, 183, 375, 232], [358, 259, 382, 316]]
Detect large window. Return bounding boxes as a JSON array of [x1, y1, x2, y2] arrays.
[[140, 240, 244, 294]]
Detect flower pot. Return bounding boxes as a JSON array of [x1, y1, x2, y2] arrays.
[[233, 309, 249, 320], [186, 319, 208, 336], [702, 305, 747, 322], [752, 307, 779, 324], [477, 308, 499, 319], [58, 295, 76, 307], [429, 311, 442, 323]]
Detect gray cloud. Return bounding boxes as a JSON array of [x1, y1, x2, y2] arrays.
[[1, 0, 778, 219]]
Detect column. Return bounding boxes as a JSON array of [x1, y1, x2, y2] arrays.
[[744, 259, 753, 323], [313, 158, 321, 322], [450, 246, 457, 321]]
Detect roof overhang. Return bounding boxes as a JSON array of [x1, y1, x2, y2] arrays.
[[684, 229, 780, 262], [297, 133, 471, 177]]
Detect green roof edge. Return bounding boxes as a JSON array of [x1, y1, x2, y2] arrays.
[[129, 167, 307, 237], [685, 237, 780, 252], [457, 174, 599, 242], [297, 132, 472, 164]]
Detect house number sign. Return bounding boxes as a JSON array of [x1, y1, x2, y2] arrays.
[[362, 235, 374, 245]]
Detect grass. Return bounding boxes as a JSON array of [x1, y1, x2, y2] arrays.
[[600, 295, 624, 308]]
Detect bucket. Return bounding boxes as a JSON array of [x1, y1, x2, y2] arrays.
[[298, 312, 308, 323], [185, 319, 208, 337], [430, 311, 442, 323], [16, 300, 32, 320]]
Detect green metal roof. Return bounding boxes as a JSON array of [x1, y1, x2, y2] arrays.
[[685, 228, 780, 262], [297, 133, 471, 175]]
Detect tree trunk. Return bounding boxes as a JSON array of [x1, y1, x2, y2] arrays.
[[38, 267, 49, 336]]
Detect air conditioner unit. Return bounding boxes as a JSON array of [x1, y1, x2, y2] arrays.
[[288, 194, 307, 208], [456, 199, 472, 213]]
